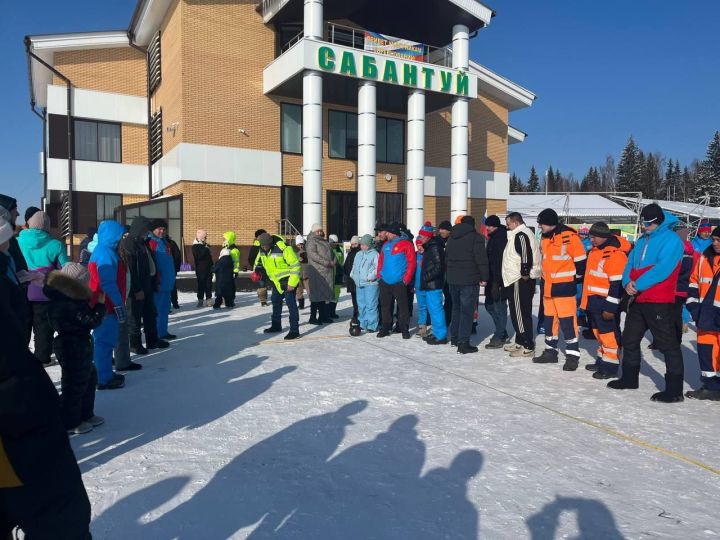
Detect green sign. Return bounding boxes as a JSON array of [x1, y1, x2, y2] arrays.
[[317, 45, 473, 97]]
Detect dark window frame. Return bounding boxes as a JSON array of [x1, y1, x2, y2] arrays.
[[148, 31, 162, 95], [150, 108, 163, 164], [327, 109, 405, 164], [72, 117, 123, 164], [328, 109, 358, 161], [377, 116, 405, 165], [280, 102, 303, 155]]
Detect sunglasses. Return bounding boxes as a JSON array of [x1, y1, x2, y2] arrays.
[[641, 219, 658, 227]]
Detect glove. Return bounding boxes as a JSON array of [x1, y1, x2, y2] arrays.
[[251, 272, 261, 282], [114, 305, 127, 323]]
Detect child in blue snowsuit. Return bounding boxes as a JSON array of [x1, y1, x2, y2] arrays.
[[148, 219, 177, 340], [350, 234, 379, 332]]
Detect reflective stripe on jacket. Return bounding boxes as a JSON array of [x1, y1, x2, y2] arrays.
[[581, 236, 627, 313], [540, 225, 587, 297]]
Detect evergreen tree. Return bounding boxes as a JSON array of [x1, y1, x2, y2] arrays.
[[682, 166, 692, 202], [641, 153, 662, 199], [699, 131, 720, 195], [599, 155, 616, 191], [509, 172, 524, 192], [527, 166, 540, 192], [546, 167, 556, 192], [555, 169, 563, 192], [616, 136, 641, 193], [673, 161, 682, 200]]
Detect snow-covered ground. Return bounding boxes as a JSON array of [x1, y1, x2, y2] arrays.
[[47, 291, 718, 539]]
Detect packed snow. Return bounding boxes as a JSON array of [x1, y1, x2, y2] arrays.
[[46, 291, 718, 539]]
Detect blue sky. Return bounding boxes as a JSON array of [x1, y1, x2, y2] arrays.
[[0, 0, 718, 216]]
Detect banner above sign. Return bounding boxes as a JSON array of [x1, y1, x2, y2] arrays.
[[309, 41, 477, 99], [364, 31, 424, 62]]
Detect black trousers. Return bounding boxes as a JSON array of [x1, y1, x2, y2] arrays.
[[443, 283, 452, 325], [505, 279, 536, 349], [196, 271, 213, 300], [349, 289, 359, 320], [128, 292, 159, 347], [31, 302, 54, 364], [54, 334, 97, 429], [449, 284, 479, 344], [622, 302, 684, 376], [673, 296, 685, 344], [380, 281, 409, 331]]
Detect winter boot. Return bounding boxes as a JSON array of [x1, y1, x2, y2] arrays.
[[97, 373, 125, 390], [593, 368, 618, 380], [562, 356, 579, 371], [392, 323, 401, 334], [449, 336, 458, 347], [147, 339, 169, 349], [685, 387, 720, 400], [401, 327, 411, 339], [263, 325, 282, 334], [131, 344, 148, 355], [532, 349, 559, 364], [377, 328, 391, 338], [330, 302, 340, 319], [485, 338, 504, 349], [585, 360, 600, 371], [298, 298, 306, 310], [85, 415, 105, 427], [196, 300, 204, 308], [457, 342, 479, 354], [284, 331, 300, 340], [418, 325, 428, 338], [162, 333, 178, 340], [320, 303, 334, 324], [651, 374, 685, 403], [425, 336, 448, 345], [117, 361, 142, 372], [607, 366, 640, 390], [67, 422, 93, 435], [308, 302, 321, 325]]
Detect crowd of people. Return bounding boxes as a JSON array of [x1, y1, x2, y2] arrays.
[[3, 186, 720, 536]]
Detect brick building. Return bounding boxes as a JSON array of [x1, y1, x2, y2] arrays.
[[25, 0, 535, 262]]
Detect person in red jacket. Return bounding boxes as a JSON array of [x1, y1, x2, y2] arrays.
[[376, 222, 416, 339]]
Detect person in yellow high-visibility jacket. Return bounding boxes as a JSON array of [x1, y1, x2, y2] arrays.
[[255, 233, 301, 340]]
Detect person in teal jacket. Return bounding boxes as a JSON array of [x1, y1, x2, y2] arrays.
[[148, 219, 177, 341], [350, 234, 379, 332], [18, 211, 69, 365]]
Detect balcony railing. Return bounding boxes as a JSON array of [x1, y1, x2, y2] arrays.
[[278, 22, 453, 68]]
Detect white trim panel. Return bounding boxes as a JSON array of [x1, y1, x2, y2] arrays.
[[152, 143, 282, 192], [469, 60, 536, 111], [132, 0, 174, 46], [425, 166, 510, 199], [28, 31, 129, 52], [47, 159, 148, 195], [46, 85, 147, 125], [264, 40, 307, 94], [450, 0, 494, 25], [508, 125, 526, 145]]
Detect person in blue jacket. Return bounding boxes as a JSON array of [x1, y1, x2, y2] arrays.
[[691, 222, 712, 253], [148, 219, 177, 340], [88, 220, 127, 390], [608, 205, 685, 402], [349, 234, 379, 332]]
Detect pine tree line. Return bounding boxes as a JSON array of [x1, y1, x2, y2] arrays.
[[511, 131, 720, 204]]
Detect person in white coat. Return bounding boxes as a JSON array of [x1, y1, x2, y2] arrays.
[[502, 212, 542, 357]]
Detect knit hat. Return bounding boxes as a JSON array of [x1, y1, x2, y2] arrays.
[[589, 222, 612, 239], [485, 215, 501, 228], [25, 206, 41, 224], [310, 223, 322, 233], [149, 219, 168, 231], [254, 229, 267, 238], [295, 235, 305, 245], [461, 215, 476, 226], [350, 235, 360, 245], [0, 218, 13, 245], [375, 223, 387, 233], [360, 234, 373, 247], [386, 222, 401, 236], [579, 225, 590, 235], [640, 203, 664, 225], [417, 221, 434, 239], [328, 234, 339, 243], [537, 209, 559, 227], [258, 232, 273, 246], [0, 194, 17, 212], [438, 221, 452, 232], [698, 221, 712, 233], [713, 227, 720, 238], [61, 262, 91, 285], [27, 211, 51, 231]]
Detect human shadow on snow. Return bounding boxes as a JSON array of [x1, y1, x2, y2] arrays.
[[526, 495, 624, 539], [93, 403, 484, 539]]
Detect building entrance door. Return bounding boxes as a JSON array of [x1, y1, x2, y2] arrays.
[[327, 190, 358, 242]]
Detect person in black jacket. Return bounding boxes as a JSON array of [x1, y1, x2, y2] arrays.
[[44, 266, 105, 434], [420, 229, 448, 345], [167, 235, 182, 309], [212, 247, 236, 308], [0, 234, 92, 539], [78, 227, 96, 267], [192, 229, 214, 308], [445, 215, 490, 354], [344, 236, 361, 320], [484, 215, 510, 349], [123, 216, 168, 354], [437, 220, 453, 325], [0, 195, 31, 345]]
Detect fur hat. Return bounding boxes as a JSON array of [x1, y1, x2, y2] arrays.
[[328, 234, 339, 244], [149, 219, 168, 231], [0, 194, 17, 212], [418, 221, 434, 239], [360, 234, 373, 247], [61, 262, 91, 284], [27, 211, 51, 231], [589, 222, 612, 239], [461, 215, 476, 226], [350, 235, 360, 245], [310, 223, 323, 233], [295, 235, 305, 245], [0, 218, 13, 245], [485, 215, 501, 228], [537, 209, 559, 227], [46, 269, 91, 301]]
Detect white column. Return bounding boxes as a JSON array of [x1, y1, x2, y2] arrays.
[[450, 24, 470, 223], [357, 81, 376, 236], [406, 89, 425, 235], [302, 0, 323, 233]]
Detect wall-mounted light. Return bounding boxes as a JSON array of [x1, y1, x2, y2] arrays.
[[238, 128, 249, 136], [385, 174, 392, 182], [346, 170, 353, 179], [166, 122, 179, 136]]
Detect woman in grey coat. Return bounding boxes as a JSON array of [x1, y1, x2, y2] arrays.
[[305, 223, 335, 324]]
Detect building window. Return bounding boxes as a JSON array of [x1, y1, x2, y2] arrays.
[[150, 109, 163, 164], [148, 31, 162, 95], [377, 117, 405, 164], [122, 196, 182, 244], [72, 192, 121, 233], [328, 110, 358, 160], [281, 103, 302, 154], [97, 194, 122, 223], [376, 192, 404, 224], [281, 186, 303, 233], [74, 119, 121, 163]]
